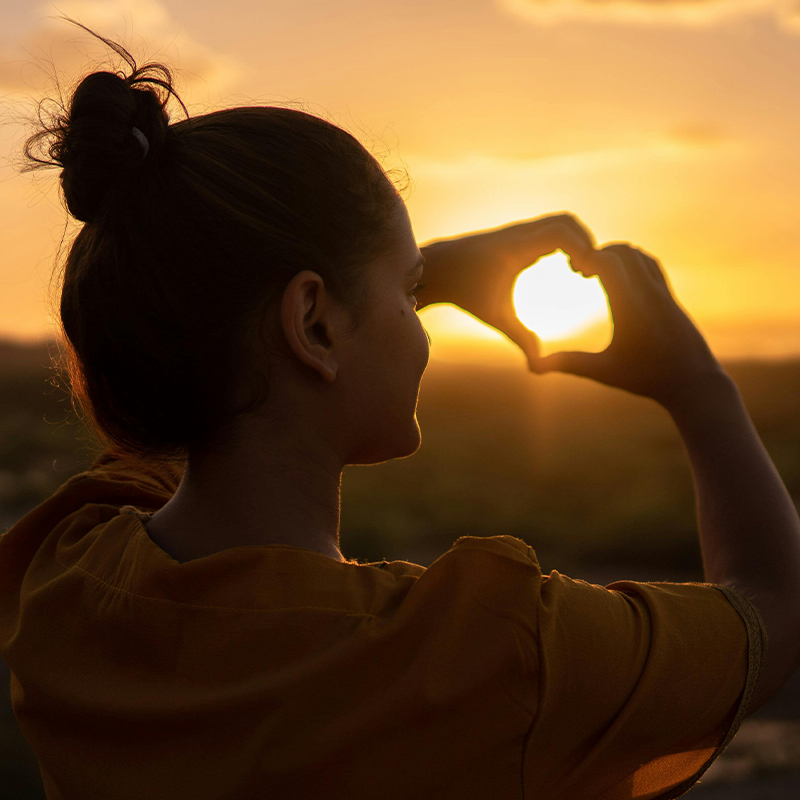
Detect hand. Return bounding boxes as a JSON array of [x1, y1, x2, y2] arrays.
[[532, 243, 728, 408], [418, 213, 596, 369]]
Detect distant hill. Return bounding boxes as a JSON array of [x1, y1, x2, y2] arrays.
[[0, 338, 58, 374]]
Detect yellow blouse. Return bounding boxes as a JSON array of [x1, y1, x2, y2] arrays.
[[0, 450, 767, 799]]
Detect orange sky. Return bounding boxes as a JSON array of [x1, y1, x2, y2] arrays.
[[2, 0, 800, 363]]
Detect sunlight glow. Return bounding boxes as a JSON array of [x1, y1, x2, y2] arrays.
[[513, 250, 609, 341]]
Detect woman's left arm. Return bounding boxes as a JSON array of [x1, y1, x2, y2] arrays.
[[417, 213, 596, 368]]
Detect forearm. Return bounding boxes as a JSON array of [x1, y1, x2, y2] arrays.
[[665, 371, 800, 595]]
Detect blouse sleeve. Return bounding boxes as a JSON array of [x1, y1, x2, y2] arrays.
[[522, 569, 768, 800]]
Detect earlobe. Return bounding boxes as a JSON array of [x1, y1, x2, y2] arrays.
[[280, 270, 339, 383]]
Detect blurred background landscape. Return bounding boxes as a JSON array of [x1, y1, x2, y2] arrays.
[[2, 336, 800, 796]]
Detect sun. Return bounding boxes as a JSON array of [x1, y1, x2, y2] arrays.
[[512, 250, 608, 341]]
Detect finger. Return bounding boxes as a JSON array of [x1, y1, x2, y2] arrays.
[[601, 243, 662, 286], [511, 212, 596, 249], [638, 249, 672, 291], [572, 247, 629, 292], [602, 244, 673, 302], [567, 248, 633, 327], [506, 221, 595, 270], [491, 312, 543, 371], [502, 213, 596, 264], [531, 349, 607, 381], [601, 243, 645, 271]]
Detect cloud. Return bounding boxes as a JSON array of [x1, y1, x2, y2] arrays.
[[498, 0, 800, 29], [407, 131, 738, 184], [666, 123, 728, 146], [0, 1, 245, 106]]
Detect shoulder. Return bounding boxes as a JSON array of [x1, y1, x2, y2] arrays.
[[399, 535, 544, 625], [0, 449, 183, 554], [447, 534, 541, 567]]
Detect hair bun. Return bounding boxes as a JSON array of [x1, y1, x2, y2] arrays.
[[55, 70, 171, 223], [22, 19, 186, 223]]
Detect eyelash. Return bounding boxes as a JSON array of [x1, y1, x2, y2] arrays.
[[409, 283, 427, 299]]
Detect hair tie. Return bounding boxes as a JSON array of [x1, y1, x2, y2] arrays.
[[131, 126, 149, 160]]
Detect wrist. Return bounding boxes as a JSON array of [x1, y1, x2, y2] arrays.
[[660, 367, 738, 419]]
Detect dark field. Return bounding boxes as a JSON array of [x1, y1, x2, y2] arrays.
[[2, 336, 800, 797]]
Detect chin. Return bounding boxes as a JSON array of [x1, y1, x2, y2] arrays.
[[394, 420, 422, 459], [350, 420, 421, 465]]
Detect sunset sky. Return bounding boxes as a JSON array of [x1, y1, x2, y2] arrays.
[[2, 0, 800, 364]]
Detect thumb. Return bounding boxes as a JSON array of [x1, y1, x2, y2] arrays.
[[530, 350, 606, 381]]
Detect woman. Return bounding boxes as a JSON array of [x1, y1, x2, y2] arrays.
[[1, 21, 798, 800]]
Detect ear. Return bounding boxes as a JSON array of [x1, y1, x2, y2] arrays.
[[280, 270, 339, 383]]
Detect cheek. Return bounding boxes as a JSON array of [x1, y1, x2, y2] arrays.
[[361, 300, 428, 383], [415, 315, 431, 369]]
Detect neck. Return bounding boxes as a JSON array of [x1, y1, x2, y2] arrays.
[[146, 417, 346, 563]]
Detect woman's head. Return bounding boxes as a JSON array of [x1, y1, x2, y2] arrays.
[[25, 24, 430, 467]]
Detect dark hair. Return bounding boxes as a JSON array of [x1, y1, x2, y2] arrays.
[[23, 20, 408, 465]]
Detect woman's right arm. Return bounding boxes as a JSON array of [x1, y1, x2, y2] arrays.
[[663, 368, 800, 714], [535, 242, 800, 716]]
